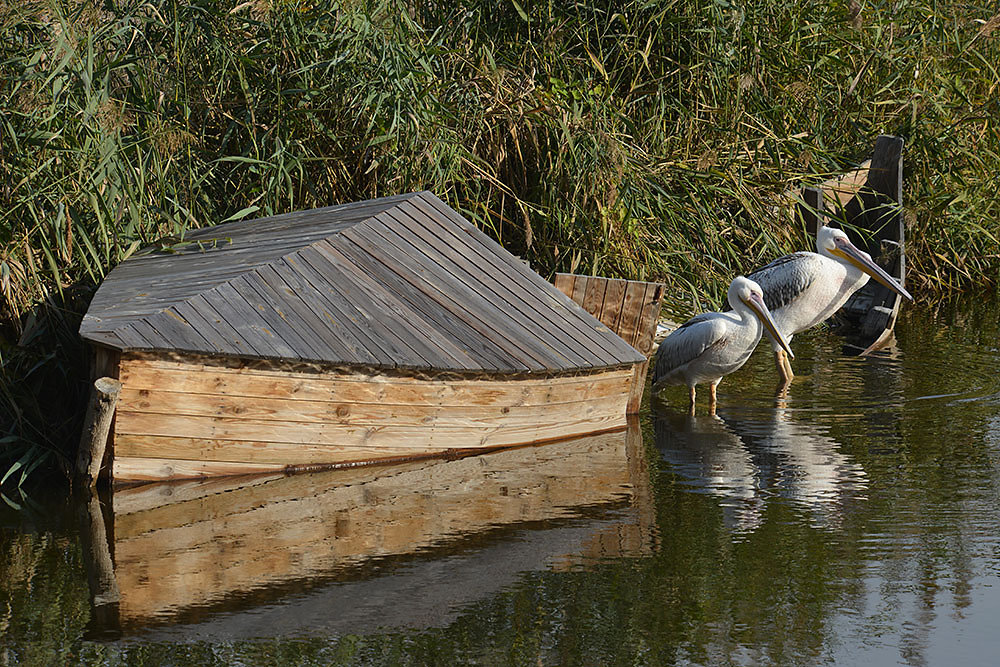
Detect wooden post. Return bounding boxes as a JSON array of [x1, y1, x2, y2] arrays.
[[76, 377, 122, 488], [798, 186, 824, 239]]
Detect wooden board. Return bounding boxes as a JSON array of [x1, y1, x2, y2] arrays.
[[553, 274, 665, 413], [111, 355, 634, 481], [107, 424, 652, 624], [798, 135, 906, 353]]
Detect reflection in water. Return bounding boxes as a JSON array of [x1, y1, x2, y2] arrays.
[[5, 296, 1000, 665], [85, 422, 655, 639], [654, 401, 869, 538]]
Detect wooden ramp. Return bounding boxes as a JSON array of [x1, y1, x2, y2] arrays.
[[83, 422, 654, 634], [553, 274, 665, 413], [797, 135, 906, 354]]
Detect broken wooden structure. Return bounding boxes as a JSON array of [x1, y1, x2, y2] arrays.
[[83, 422, 653, 635], [552, 274, 665, 413], [797, 135, 906, 354], [79, 192, 648, 484]]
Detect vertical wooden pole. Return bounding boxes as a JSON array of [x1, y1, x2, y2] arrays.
[[798, 186, 824, 239], [76, 377, 122, 488]]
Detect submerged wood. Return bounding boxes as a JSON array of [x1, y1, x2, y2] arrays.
[[80, 192, 651, 483], [98, 424, 653, 629], [79, 488, 120, 634], [76, 377, 123, 487]]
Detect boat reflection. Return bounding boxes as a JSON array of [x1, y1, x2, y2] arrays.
[[654, 404, 868, 537], [84, 421, 654, 638]]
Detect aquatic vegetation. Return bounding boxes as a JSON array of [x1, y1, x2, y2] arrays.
[[1, 0, 999, 482]]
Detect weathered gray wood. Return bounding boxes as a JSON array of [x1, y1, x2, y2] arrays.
[[293, 246, 424, 369], [76, 377, 123, 487], [330, 233, 529, 372], [362, 215, 568, 370], [389, 204, 594, 368], [80, 190, 645, 374], [409, 195, 637, 364], [342, 225, 546, 372], [255, 263, 378, 365], [799, 186, 824, 239], [308, 241, 482, 371]]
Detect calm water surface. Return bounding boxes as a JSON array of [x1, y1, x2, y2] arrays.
[[3, 294, 1000, 666]]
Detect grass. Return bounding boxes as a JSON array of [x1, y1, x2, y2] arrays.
[[1, 0, 999, 485]]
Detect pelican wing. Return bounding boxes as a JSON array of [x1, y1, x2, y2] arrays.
[[652, 313, 725, 386], [747, 252, 820, 312]]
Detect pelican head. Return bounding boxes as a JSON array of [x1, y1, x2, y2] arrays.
[[817, 226, 913, 301], [728, 276, 795, 360]]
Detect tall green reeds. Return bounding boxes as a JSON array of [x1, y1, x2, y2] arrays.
[[2, 0, 999, 484]]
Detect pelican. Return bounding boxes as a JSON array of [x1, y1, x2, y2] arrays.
[[652, 276, 793, 414], [747, 225, 913, 387]]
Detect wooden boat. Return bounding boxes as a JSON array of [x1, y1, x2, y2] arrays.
[[797, 135, 907, 354], [82, 422, 654, 635], [78, 192, 662, 484]]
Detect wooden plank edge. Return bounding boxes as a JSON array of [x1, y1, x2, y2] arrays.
[[111, 424, 630, 485]]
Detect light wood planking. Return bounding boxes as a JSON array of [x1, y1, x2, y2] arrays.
[[112, 354, 632, 479], [117, 387, 625, 428], [113, 457, 289, 482], [114, 414, 628, 462], [552, 274, 664, 414], [118, 358, 633, 406]]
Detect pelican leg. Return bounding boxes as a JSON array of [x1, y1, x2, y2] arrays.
[[708, 381, 719, 416], [774, 349, 793, 392], [781, 350, 795, 381], [688, 386, 697, 415]]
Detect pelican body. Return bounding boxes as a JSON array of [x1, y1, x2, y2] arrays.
[[748, 226, 913, 386], [652, 276, 793, 413]]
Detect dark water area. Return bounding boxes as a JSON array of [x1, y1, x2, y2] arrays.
[[3, 294, 1000, 666]]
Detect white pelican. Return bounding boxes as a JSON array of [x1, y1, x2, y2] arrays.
[[652, 276, 793, 414], [748, 225, 912, 387]]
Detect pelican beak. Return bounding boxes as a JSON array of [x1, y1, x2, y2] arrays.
[[832, 239, 913, 301], [744, 293, 794, 360]]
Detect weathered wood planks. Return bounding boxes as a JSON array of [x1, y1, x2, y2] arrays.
[[111, 354, 634, 482], [553, 273, 665, 413], [81, 191, 646, 374], [797, 135, 906, 353]]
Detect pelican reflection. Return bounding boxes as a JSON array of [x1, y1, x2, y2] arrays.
[[655, 403, 868, 536]]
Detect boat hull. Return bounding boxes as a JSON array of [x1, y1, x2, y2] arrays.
[[110, 352, 635, 483]]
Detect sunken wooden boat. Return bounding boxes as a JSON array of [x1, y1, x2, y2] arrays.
[[797, 135, 907, 354], [79, 192, 654, 484]]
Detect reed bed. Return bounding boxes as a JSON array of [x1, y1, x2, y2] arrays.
[[2, 0, 998, 483]]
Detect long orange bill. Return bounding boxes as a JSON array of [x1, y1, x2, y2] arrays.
[[745, 293, 794, 360], [834, 239, 913, 301]]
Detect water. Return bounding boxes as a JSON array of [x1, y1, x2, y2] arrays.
[[3, 294, 1000, 666]]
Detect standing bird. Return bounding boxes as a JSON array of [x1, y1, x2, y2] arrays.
[[747, 225, 913, 388], [652, 276, 793, 414]]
